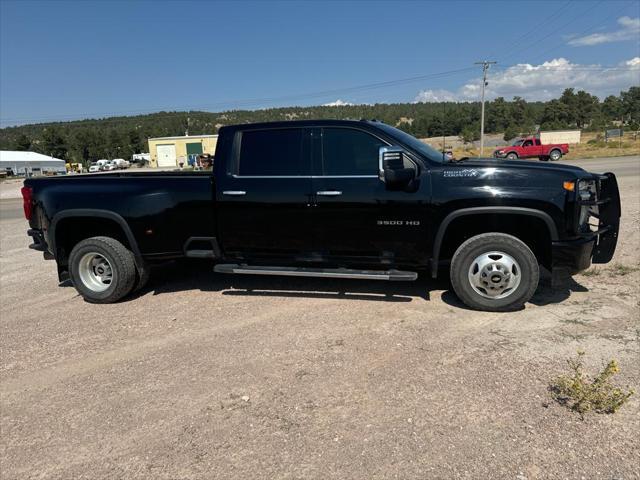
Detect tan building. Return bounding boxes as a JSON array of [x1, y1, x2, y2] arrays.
[[147, 134, 218, 168], [539, 130, 581, 145]]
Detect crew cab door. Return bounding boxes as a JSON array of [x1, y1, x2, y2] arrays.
[[215, 127, 314, 259], [310, 127, 430, 266]]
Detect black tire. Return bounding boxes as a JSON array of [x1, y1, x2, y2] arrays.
[[69, 236, 137, 303], [539, 156, 549, 161], [549, 149, 562, 161], [450, 233, 539, 312], [506, 152, 518, 160]]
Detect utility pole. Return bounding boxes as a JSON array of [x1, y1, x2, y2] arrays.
[[475, 60, 496, 156]]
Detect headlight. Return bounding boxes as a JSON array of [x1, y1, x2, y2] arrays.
[[578, 179, 596, 201], [577, 179, 598, 232]]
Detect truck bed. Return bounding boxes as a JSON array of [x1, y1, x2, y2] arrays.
[[25, 171, 216, 258]]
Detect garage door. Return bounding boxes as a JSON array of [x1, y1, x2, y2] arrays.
[[157, 144, 176, 168]]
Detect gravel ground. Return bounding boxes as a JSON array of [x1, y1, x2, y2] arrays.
[[1, 157, 639, 479]]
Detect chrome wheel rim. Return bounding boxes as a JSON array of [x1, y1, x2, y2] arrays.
[[550, 151, 560, 160], [468, 251, 521, 300], [78, 252, 113, 292]]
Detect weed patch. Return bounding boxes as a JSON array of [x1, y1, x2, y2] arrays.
[[550, 351, 634, 415], [581, 268, 601, 277], [608, 263, 639, 276]]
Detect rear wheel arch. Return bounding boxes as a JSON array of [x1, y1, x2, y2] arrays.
[[51, 210, 143, 269], [431, 207, 558, 278]]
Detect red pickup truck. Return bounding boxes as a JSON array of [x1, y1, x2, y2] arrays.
[[493, 136, 569, 161]]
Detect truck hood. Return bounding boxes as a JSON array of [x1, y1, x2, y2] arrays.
[[450, 157, 591, 177]]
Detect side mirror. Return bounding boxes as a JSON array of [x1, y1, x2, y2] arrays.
[[379, 146, 417, 190]]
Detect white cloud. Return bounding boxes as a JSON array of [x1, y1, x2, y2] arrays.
[[568, 16, 640, 46], [414, 57, 640, 102], [323, 99, 354, 106], [413, 89, 459, 102]]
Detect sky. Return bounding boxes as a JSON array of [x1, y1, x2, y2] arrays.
[[0, 0, 639, 127]]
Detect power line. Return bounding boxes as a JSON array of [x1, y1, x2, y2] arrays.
[[526, 1, 640, 64], [493, 64, 638, 71], [497, 0, 606, 64], [1, 60, 637, 127], [0, 67, 478, 126], [487, 0, 575, 60]]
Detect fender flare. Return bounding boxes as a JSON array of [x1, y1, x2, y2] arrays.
[[49, 209, 143, 266], [430, 206, 559, 278]]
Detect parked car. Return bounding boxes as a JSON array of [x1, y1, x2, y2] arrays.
[[102, 162, 117, 171], [132, 153, 150, 164], [21, 120, 620, 311], [493, 136, 569, 161], [111, 158, 130, 169], [88, 165, 101, 173]]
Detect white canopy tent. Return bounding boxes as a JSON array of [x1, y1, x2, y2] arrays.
[[0, 151, 67, 176]]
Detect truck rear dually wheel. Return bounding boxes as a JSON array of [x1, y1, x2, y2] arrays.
[[69, 236, 137, 303], [450, 233, 539, 311]]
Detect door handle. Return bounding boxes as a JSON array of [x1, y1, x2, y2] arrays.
[[317, 190, 342, 196], [222, 191, 246, 196]]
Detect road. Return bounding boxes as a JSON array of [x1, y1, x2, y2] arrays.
[[1, 156, 639, 479], [561, 155, 640, 178], [0, 198, 22, 221]]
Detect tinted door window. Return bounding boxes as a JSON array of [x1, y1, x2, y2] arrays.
[[322, 128, 386, 176], [238, 128, 306, 176]]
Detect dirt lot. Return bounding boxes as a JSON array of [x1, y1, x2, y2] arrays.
[[1, 157, 639, 479]]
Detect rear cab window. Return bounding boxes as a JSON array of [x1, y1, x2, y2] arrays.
[[237, 128, 308, 176]]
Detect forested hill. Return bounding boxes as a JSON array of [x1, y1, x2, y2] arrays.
[[0, 87, 637, 165]]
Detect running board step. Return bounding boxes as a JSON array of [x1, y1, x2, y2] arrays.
[[214, 264, 418, 281]]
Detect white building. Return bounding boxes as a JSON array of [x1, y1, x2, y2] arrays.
[[538, 130, 582, 145], [0, 151, 67, 176]]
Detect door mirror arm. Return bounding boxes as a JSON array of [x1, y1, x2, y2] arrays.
[[379, 146, 418, 190]]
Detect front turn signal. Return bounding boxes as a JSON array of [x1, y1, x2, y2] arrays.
[[563, 181, 575, 192]]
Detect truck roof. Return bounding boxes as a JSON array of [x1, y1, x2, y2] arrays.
[[221, 119, 382, 131]]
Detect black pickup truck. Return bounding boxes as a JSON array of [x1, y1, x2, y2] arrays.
[[22, 120, 621, 311]]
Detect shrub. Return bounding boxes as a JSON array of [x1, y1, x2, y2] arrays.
[[550, 351, 634, 415], [503, 126, 520, 142]]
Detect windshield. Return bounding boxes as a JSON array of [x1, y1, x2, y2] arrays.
[[375, 123, 446, 163], [511, 139, 523, 146]]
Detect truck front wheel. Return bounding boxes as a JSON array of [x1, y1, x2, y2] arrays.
[[506, 152, 518, 160], [450, 233, 539, 311], [69, 236, 137, 303]]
